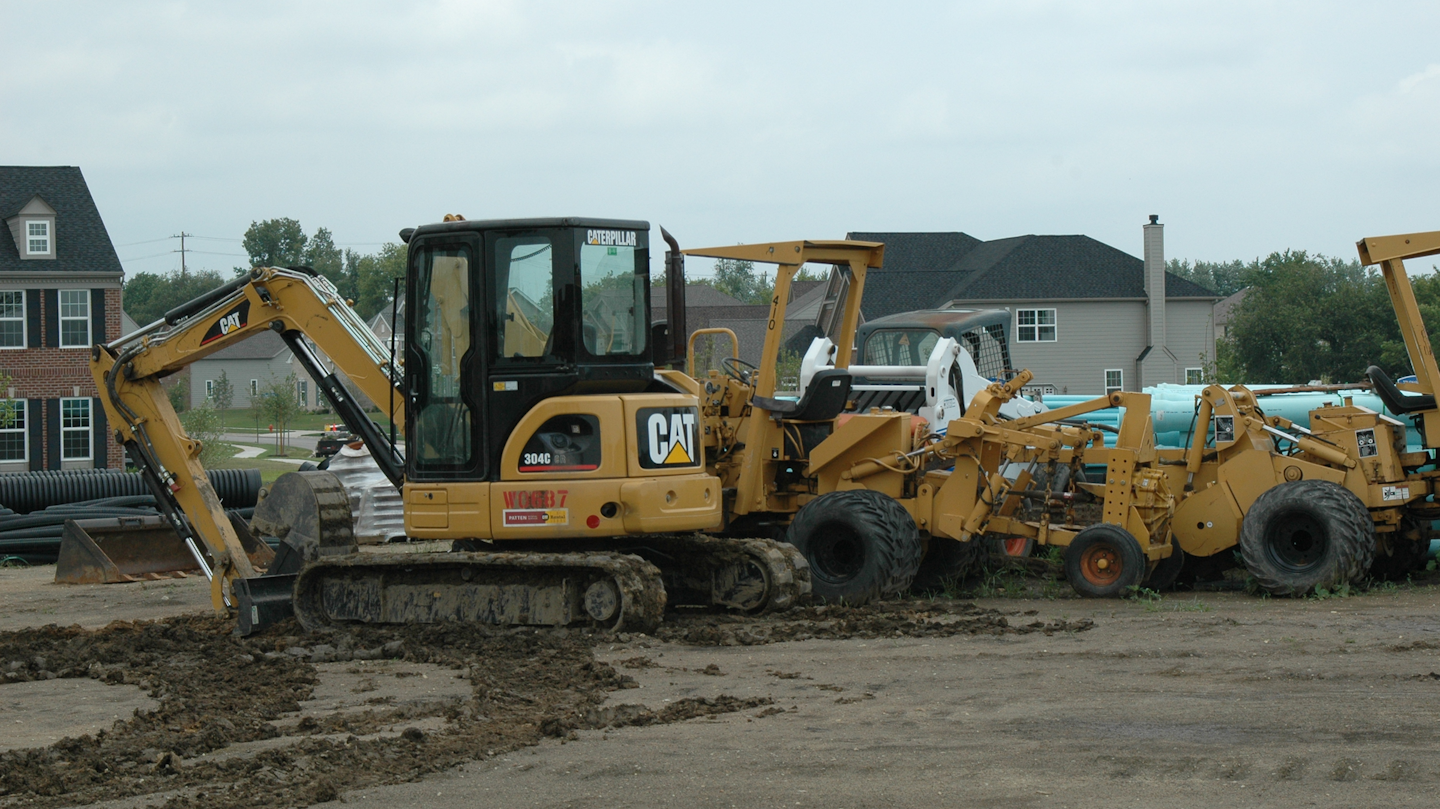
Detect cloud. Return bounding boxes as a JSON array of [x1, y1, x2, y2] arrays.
[[1397, 64, 1440, 94]]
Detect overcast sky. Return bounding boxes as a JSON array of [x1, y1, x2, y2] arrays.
[[4, 1, 1438, 280]]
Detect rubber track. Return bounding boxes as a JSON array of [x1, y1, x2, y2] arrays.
[[292, 551, 666, 633], [1239, 480, 1376, 596]]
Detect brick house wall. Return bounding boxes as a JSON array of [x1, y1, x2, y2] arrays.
[[2, 166, 128, 472], [4, 286, 125, 469]]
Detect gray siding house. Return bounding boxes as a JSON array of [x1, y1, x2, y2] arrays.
[[189, 330, 320, 411], [850, 218, 1218, 395]]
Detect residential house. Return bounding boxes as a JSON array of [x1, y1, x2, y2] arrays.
[[849, 217, 1219, 395], [0, 166, 125, 471], [188, 330, 321, 412], [652, 282, 827, 368], [1213, 288, 1248, 342]]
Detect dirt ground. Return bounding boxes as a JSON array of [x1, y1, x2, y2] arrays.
[[3, 563, 1440, 808]]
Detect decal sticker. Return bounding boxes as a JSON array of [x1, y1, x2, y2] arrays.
[[1213, 415, 1234, 444], [637, 406, 700, 469], [519, 414, 601, 472], [501, 489, 569, 527], [493, 380, 518, 392], [199, 300, 250, 345], [1382, 484, 1410, 502], [585, 229, 638, 247], [1356, 428, 1378, 458]]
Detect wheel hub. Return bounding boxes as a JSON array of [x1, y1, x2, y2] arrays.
[[1080, 545, 1123, 585], [1265, 512, 1327, 570], [811, 523, 865, 583]]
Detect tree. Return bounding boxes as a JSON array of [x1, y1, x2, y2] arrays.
[[712, 257, 769, 304], [211, 370, 233, 424], [1167, 258, 1250, 297], [353, 243, 408, 319], [304, 227, 344, 291], [0, 371, 13, 430], [122, 268, 228, 325], [167, 376, 190, 414], [257, 374, 303, 456], [242, 218, 309, 271], [1218, 250, 1396, 384], [179, 402, 235, 467]]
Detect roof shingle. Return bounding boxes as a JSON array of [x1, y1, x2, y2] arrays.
[[0, 166, 123, 275]]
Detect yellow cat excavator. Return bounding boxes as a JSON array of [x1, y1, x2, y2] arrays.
[[91, 218, 809, 634]]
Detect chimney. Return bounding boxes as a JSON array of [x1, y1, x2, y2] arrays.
[[1143, 214, 1165, 351]]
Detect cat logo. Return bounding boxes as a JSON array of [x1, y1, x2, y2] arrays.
[[199, 301, 250, 346], [637, 406, 699, 469]]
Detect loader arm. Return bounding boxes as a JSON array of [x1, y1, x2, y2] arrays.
[[91, 266, 405, 612], [1358, 230, 1440, 447]]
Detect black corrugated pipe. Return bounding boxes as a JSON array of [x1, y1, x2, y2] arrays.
[[0, 468, 261, 515]]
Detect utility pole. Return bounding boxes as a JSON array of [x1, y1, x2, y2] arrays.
[[173, 232, 191, 278]]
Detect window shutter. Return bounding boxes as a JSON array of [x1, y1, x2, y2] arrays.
[[92, 397, 108, 468], [25, 291, 41, 348], [27, 400, 42, 472], [43, 289, 59, 348], [91, 289, 107, 345], [45, 398, 61, 469]]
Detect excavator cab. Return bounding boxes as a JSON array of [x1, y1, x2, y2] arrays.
[[403, 218, 654, 483]]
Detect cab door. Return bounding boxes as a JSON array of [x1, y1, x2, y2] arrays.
[[406, 233, 487, 482]]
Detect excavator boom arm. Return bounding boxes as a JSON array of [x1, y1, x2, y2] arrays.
[[91, 267, 406, 612]]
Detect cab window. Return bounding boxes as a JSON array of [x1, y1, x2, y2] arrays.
[[494, 236, 555, 360], [579, 241, 646, 357], [412, 245, 474, 468], [862, 329, 940, 366]]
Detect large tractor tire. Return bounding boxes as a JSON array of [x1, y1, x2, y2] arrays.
[[783, 489, 924, 605], [1064, 524, 1146, 598], [1238, 480, 1375, 596], [910, 537, 987, 594]]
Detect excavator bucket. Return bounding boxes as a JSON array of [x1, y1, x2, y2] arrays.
[[54, 516, 199, 584], [54, 512, 276, 585]]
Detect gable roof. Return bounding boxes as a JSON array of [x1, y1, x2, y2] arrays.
[[0, 166, 123, 275], [651, 284, 745, 318], [845, 231, 983, 320], [848, 230, 1218, 319], [202, 329, 289, 360]]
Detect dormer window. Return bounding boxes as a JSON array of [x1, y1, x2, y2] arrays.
[[26, 221, 50, 255]]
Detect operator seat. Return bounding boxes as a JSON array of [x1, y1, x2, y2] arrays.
[[750, 368, 853, 422], [1366, 365, 1437, 415]]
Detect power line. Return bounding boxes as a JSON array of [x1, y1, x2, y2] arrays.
[[116, 236, 175, 247]]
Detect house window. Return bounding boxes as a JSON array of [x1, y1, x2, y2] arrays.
[[0, 290, 24, 348], [0, 400, 26, 462], [1104, 369, 1124, 395], [1185, 367, 1205, 385], [26, 221, 50, 255], [59, 289, 91, 347], [205, 379, 215, 400], [296, 380, 308, 407], [60, 398, 92, 460], [249, 379, 258, 397], [1015, 308, 1056, 342]]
